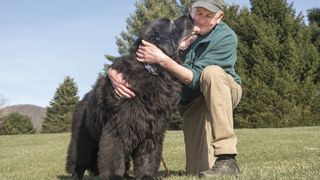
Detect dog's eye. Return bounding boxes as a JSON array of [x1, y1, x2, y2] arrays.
[[155, 37, 161, 41]]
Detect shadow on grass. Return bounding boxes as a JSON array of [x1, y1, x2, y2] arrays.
[[57, 170, 186, 179], [57, 175, 99, 180], [158, 169, 186, 177]]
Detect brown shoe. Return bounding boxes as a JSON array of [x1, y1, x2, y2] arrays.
[[199, 156, 240, 177]]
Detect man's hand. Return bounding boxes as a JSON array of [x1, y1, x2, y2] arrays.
[[108, 68, 135, 98], [136, 40, 170, 66], [136, 40, 194, 85]]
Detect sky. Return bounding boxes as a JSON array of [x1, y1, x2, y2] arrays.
[[0, 0, 319, 108]]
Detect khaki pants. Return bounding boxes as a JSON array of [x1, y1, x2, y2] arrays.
[[180, 65, 242, 175]]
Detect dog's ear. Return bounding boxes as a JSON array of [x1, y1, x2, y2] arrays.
[[172, 14, 194, 36], [139, 18, 178, 58], [142, 18, 171, 44]]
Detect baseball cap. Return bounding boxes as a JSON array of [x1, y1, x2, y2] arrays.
[[192, 0, 225, 13]]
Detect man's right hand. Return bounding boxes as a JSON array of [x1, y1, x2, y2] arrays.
[[108, 68, 136, 98]]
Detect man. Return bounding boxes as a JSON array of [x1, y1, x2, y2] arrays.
[[108, 0, 242, 177]]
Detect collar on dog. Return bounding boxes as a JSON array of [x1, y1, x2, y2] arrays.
[[144, 63, 158, 76]]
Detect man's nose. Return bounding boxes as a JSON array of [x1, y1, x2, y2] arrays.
[[193, 26, 201, 34]]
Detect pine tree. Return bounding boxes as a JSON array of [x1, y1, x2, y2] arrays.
[[103, 0, 320, 128], [42, 76, 79, 133], [105, 0, 189, 62], [223, 0, 320, 127], [308, 8, 320, 26], [307, 8, 320, 125], [307, 8, 320, 53]]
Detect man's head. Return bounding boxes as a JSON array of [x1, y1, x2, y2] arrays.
[[190, 0, 225, 35], [192, 0, 225, 13]]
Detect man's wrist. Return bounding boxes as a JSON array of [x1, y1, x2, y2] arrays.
[[159, 56, 174, 68]]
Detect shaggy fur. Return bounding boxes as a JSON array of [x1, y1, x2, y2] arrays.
[[66, 15, 194, 180]]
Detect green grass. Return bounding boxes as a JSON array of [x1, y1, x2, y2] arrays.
[[0, 127, 320, 179]]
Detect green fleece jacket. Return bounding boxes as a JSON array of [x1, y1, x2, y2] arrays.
[[180, 21, 242, 104]]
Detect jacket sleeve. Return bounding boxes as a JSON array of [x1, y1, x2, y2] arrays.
[[186, 32, 238, 89]]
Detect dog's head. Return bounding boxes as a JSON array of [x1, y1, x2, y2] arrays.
[[139, 14, 197, 61]]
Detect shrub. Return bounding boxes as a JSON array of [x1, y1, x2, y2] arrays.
[[0, 112, 35, 135]]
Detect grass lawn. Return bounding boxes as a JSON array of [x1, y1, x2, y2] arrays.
[[0, 127, 319, 179]]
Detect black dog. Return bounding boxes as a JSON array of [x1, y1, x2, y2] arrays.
[[66, 15, 195, 180]]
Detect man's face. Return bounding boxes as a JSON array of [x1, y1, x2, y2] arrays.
[[178, 7, 224, 50], [191, 7, 224, 35]]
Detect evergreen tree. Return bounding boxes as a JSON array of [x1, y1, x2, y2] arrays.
[[308, 8, 320, 26], [106, 0, 190, 62], [307, 8, 320, 53], [223, 0, 320, 127], [0, 112, 34, 135], [103, 0, 320, 128], [307, 8, 320, 125], [42, 76, 79, 133]]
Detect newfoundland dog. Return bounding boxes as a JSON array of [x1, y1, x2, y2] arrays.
[[66, 14, 196, 180]]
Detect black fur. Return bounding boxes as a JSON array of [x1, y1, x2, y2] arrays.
[[66, 15, 194, 180]]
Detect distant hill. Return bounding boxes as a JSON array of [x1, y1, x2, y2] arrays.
[[0, 104, 46, 130]]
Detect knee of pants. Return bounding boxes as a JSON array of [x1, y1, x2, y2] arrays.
[[200, 65, 226, 89]]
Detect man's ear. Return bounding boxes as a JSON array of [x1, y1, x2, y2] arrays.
[[216, 11, 224, 23]]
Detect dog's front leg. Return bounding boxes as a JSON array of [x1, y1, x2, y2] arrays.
[[132, 139, 163, 180], [98, 127, 126, 180]]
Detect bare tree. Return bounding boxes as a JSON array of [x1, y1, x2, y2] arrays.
[[0, 95, 8, 117]]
